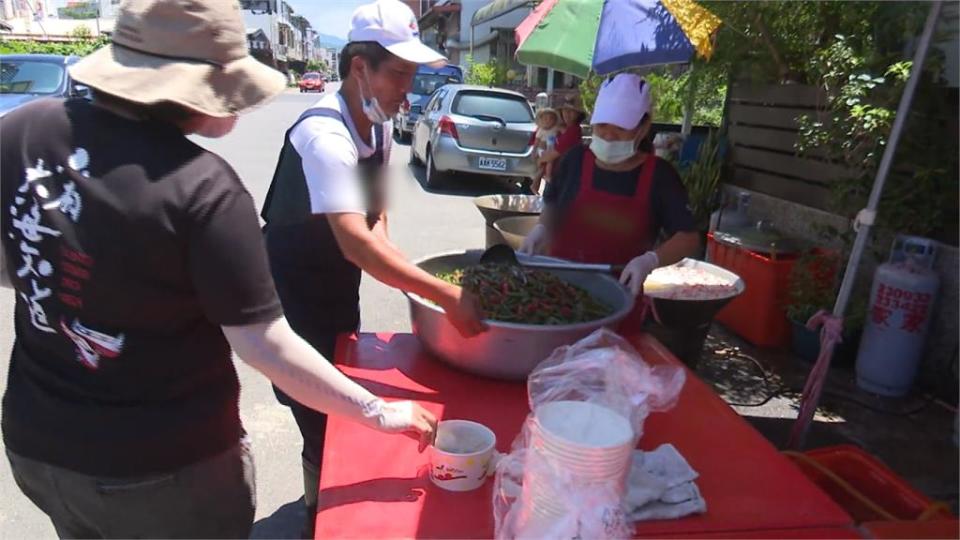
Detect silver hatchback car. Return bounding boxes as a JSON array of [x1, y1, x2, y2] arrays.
[[410, 84, 538, 188]]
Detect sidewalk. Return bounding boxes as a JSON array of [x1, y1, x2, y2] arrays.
[[695, 324, 959, 514]]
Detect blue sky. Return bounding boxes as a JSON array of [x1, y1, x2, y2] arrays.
[[291, 0, 367, 40]]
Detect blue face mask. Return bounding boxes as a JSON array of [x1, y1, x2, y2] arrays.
[[590, 135, 638, 164], [360, 69, 390, 124]]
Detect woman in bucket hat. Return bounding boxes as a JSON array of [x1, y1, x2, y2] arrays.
[[0, 1, 436, 538]]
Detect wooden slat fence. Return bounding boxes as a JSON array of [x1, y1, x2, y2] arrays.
[[724, 83, 853, 210]]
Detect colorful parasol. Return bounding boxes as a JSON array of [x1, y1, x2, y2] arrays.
[[515, 0, 722, 78]]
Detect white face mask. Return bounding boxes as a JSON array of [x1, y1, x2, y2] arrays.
[[590, 135, 638, 164], [360, 69, 390, 124]]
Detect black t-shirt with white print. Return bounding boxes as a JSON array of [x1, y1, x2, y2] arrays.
[[0, 99, 283, 477]]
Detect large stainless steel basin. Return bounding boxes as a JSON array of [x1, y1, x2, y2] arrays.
[[473, 194, 543, 223], [406, 250, 634, 381]]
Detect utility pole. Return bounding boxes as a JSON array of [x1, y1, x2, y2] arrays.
[[25, 0, 47, 39]]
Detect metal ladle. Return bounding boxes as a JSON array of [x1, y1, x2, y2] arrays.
[[479, 244, 625, 275]]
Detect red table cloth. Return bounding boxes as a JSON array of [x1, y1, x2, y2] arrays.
[[315, 333, 853, 539]]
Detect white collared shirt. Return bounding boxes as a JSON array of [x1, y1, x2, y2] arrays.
[[288, 92, 392, 215]]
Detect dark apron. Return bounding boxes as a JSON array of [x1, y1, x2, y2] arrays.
[[261, 106, 385, 405]]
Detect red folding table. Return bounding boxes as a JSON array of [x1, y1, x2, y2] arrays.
[[315, 332, 856, 539]]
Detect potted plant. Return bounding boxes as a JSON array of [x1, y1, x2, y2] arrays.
[[786, 250, 837, 363], [679, 129, 724, 259], [786, 249, 863, 364]]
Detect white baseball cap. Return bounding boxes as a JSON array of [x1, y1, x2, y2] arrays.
[[349, 0, 447, 67], [590, 73, 652, 130]]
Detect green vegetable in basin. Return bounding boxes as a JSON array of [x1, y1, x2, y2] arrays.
[[436, 263, 611, 325]]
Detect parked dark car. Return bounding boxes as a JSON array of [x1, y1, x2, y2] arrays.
[[0, 54, 88, 118], [394, 64, 463, 142]]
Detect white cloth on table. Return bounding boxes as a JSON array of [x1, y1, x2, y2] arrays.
[[625, 443, 707, 522]]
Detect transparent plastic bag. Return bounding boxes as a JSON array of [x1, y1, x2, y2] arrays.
[[527, 329, 686, 439], [493, 329, 686, 539]]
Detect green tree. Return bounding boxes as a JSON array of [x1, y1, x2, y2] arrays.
[[671, 1, 955, 242], [0, 36, 109, 56], [70, 25, 94, 41], [464, 55, 509, 87]]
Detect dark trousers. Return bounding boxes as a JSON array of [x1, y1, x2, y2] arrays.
[[271, 326, 341, 539], [6, 440, 255, 539], [272, 332, 338, 472], [264, 224, 360, 537]]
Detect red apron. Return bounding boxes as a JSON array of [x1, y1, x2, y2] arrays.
[[550, 150, 657, 334]]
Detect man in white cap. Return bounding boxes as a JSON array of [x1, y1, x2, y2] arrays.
[[260, 0, 485, 533], [521, 73, 700, 331]]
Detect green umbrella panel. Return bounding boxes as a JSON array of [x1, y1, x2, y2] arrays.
[[515, 0, 604, 79]]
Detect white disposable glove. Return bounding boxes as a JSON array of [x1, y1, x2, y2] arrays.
[[365, 399, 439, 451], [619, 252, 659, 297], [519, 223, 548, 255], [223, 318, 438, 451]]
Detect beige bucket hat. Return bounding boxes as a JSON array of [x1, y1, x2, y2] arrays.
[[535, 107, 560, 123], [69, 0, 287, 117], [557, 93, 585, 113]]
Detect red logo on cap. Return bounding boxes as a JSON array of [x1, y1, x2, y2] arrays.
[[409, 20, 417, 31]]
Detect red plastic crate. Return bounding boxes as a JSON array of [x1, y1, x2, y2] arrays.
[[786, 445, 956, 524], [707, 234, 797, 347], [860, 519, 960, 539]]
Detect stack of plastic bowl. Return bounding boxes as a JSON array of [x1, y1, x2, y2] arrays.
[[520, 400, 635, 524]]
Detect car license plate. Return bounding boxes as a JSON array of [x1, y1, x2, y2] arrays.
[[478, 157, 507, 171]]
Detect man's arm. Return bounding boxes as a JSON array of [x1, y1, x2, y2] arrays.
[[327, 212, 486, 337], [370, 211, 397, 250]]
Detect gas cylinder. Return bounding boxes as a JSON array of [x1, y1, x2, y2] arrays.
[[856, 236, 940, 396]]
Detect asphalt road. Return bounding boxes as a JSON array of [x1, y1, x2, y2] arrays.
[[0, 85, 522, 538]]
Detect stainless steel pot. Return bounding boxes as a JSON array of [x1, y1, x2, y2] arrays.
[[474, 195, 543, 249], [493, 215, 540, 251], [406, 250, 635, 381]]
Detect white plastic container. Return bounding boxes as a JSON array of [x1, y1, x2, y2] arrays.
[[521, 401, 635, 521], [429, 420, 497, 492]]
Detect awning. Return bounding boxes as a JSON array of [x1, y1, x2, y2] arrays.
[[471, 0, 536, 27], [419, 1, 461, 29], [447, 30, 500, 50]]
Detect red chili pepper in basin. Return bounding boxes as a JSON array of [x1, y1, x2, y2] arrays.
[[435, 263, 611, 325]]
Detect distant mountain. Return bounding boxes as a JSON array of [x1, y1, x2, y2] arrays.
[[316, 33, 347, 49]]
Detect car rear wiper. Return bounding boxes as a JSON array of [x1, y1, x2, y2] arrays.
[[470, 114, 506, 126]]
